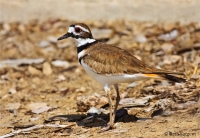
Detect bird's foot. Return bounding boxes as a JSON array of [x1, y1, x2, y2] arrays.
[[98, 122, 116, 133]]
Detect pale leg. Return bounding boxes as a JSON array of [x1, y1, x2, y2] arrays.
[[112, 84, 120, 124], [100, 85, 113, 132]]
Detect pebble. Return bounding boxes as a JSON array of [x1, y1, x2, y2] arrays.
[[30, 117, 40, 122], [0, 58, 45, 68], [39, 40, 50, 47], [3, 23, 11, 31], [55, 75, 66, 82], [119, 98, 149, 107], [8, 87, 17, 94], [32, 106, 52, 114], [158, 30, 178, 41], [18, 24, 26, 33], [28, 66, 42, 75], [163, 23, 176, 31], [57, 39, 74, 48], [87, 107, 103, 115], [47, 36, 57, 43], [161, 43, 174, 53], [120, 92, 128, 99], [51, 60, 70, 68], [127, 82, 138, 88], [162, 55, 182, 65], [106, 35, 120, 45], [43, 47, 56, 53], [91, 28, 113, 40], [42, 62, 52, 75], [77, 94, 108, 112], [144, 44, 152, 52], [161, 80, 170, 87], [135, 34, 147, 43], [6, 103, 21, 110], [27, 102, 52, 114]]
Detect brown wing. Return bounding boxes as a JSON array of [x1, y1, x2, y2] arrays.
[[83, 42, 184, 75]]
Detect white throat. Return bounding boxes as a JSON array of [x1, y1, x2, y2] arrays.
[[75, 38, 96, 47]]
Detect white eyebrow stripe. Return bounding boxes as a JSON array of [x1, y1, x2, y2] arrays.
[[75, 25, 89, 33]]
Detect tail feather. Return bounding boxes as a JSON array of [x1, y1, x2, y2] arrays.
[[161, 74, 186, 83]]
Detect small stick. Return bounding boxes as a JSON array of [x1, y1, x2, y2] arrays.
[[0, 124, 75, 138]]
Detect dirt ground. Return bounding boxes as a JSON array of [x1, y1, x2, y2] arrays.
[[0, 19, 200, 138]]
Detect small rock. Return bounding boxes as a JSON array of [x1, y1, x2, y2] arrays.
[[27, 102, 52, 114], [175, 101, 197, 110], [30, 117, 40, 122], [38, 40, 50, 48], [127, 82, 138, 88], [32, 106, 52, 114], [28, 102, 47, 110], [144, 44, 152, 52], [57, 39, 74, 48], [161, 43, 174, 53], [76, 86, 86, 92], [75, 68, 82, 74], [3, 23, 11, 31], [161, 80, 170, 87], [143, 86, 154, 92], [120, 92, 128, 99], [106, 35, 120, 45], [158, 30, 179, 41], [77, 94, 108, 112], [2, 95, 9, 99], [6, 103, 21, 110], [51, 60, 70, 68], [163, 23, 176, 31], [55, 75, 66, 82], [0, 58, 45, 68], [162, 55, 182, 65], [43, 62, 52, 75], [119, 98, 149, 107], [28, 66, 42, 75], [91, 28, 113, 40], [87, 107, 104, 115], [41, 23, 51, 31], [8, 87, 17, 94], [156, 99, 172, 110], [18, 24, 26, 33], [43, 47, 56, 52], [47, 36, 57, 43], [135, 34, 147, 43]]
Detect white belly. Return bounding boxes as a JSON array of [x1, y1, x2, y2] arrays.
[[81, 60, 151, 87]]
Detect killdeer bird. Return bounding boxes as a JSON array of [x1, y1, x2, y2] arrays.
[[57, 23, 185, 131]]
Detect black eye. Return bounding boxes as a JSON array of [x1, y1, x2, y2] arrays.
[[75, 27, 82, 33]]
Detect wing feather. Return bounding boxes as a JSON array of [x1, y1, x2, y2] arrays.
[[83, 42, 184, 75]]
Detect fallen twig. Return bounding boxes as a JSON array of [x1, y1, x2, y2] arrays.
[[0, 124, 75, 138], [176, 45, 200, 54]]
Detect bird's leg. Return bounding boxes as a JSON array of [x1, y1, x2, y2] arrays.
[[100, 85, 113, 132], [112, 84, 120, 124]]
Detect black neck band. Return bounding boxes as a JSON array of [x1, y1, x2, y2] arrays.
[[77, 40, 98, 54], [77, 40, 98, 64]]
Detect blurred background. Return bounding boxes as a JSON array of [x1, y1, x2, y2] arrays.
[[0, 0, 200, 137], [1, 0, 200, 23]]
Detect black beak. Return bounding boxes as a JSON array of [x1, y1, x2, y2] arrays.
[[57, 33, 72, 41]]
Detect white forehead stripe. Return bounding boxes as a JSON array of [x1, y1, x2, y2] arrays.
[[75, 25, 89, 33], [68, 27, 74, 33]]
